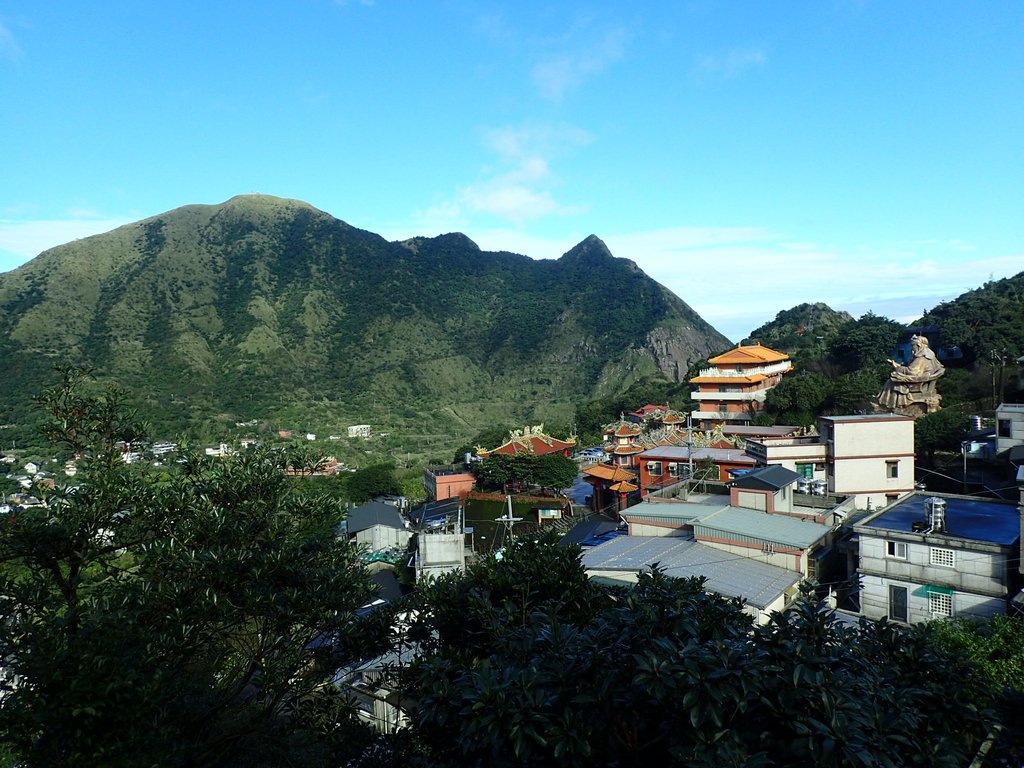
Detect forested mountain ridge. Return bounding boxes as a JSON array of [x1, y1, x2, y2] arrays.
[[917, 271, 1024, 365], [0, 194, 729, 440]]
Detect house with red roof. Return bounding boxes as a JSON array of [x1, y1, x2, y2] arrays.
[[476, 425, 576, 458]]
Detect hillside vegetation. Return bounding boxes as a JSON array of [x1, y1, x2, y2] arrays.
[[0, 195, 729, 449]]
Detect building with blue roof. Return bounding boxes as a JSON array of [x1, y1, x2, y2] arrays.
[[853, 491, 1022, 623]]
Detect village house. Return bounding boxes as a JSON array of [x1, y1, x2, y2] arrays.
[[854, 492, 1022, 623], [581, 536, 802, 625], [422, 464, 476, 502], [744, 414, 915, 510], [343, 501, 411, 552], [690, 343, 793, 428]]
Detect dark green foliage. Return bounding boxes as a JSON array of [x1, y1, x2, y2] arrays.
[[473, 452, 578, 491], [0, 372, 381, 767], [914, 408, 970, 464], [395, 540, 995, 768], [345, 462, 403, 503], [918, 272, 1024, 365], [827, 312, 905, 373], [762, 370, 833, 425]]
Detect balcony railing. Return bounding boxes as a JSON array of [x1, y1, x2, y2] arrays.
[[696, 361, 792, 379], [691, 390, 768, 402]]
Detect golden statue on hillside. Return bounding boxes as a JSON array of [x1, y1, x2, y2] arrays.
[[875, 334, 944, 416]]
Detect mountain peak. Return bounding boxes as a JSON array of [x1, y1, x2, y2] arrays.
[[561, 235, 614, 262]]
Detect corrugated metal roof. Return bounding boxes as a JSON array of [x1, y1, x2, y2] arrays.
[[580, 535, 801, 610], [695, 506, 831, 549]]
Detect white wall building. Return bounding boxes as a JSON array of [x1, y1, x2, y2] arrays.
[[996, 403, 1024, 456], [745, 414, 915, 510]]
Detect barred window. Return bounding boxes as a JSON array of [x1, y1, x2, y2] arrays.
[[929, 592, 953, 618], [930, 547, 955, 567]]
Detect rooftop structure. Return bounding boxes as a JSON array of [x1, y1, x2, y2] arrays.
[[476, 425, 577, 458]]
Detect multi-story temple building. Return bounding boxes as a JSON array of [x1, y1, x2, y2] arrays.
[[690, 343, 793, 427]]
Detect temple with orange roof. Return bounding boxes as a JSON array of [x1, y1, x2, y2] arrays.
[[689, 343, 793, 428], [476, 425, 577, 458], [580, 463, 639, 515]]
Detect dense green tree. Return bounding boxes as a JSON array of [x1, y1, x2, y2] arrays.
[[763, 370, 833, 425], [394, 538, 996, 768], [914, 408, 970, 465], [0, 371, 381, 767], [345, 462, 403, 504], [827, 312, 904, 373], [827, 369, 884, 414], [472, 452, 577, 492]]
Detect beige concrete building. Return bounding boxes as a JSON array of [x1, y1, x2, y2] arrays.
[[745, 414, 915, 510]]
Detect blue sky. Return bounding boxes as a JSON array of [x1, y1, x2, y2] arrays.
[[1, 1, 1021, 341]]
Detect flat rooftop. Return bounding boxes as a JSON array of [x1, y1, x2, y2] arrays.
[[860, 493, 1021, 546]]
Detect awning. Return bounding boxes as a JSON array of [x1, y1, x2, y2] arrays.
[[912, 584, 954, 597]]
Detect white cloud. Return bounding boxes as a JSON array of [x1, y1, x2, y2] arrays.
[[696, 47, 766, 80], [531, 24, 628, 101], [415, 123, 592, 227]]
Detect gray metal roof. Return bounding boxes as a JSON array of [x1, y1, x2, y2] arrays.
[[580, 535, 801, 610], [623, 500, 831, 550], [695, 506, 831, 549], [346, 501, 406, 535], [636, 445, 755, 463], [728, 464, 802, 491]]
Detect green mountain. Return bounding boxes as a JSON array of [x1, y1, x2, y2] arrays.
[[0, 195, 729, 444], [916, 272, 1024, 365], [743, 302, 854, 357]]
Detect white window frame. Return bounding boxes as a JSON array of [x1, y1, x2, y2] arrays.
[[886, 541, 908, 559], [929, 592, 953, 618], [929, 547, 955, 568], [886, 460, 899, 479], [647, 461, 662, 476]]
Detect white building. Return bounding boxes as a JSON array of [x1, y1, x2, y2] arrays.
[[854, 492, 1022, 623], [348, 424, 372, 439], [745, 414, 916, 510], [996, 403, 1024, 456]]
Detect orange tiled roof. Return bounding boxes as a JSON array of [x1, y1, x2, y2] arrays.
[[609, 481, 639, 493], [707, 343, 789, 365], [582, 464, 637, 482], [606, 445, 643, 455]]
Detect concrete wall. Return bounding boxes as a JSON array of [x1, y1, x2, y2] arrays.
[[858, 534, 1010, 597], [355, 525, 411, 551], [828, 418, 915, 509], [859, 574, 1007, 623]]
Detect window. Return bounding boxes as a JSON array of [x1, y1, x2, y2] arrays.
[[886, 460, 899, 479], [930, 547, 955, 567], [889, 585, 908, 622], [886, 541, 908, 559], [668, 462, 685, 478], [647, 461, 662, 476], [796, 463, 814, 479], [929, 592, 953, 618], [998, 419, 1012, 438]]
